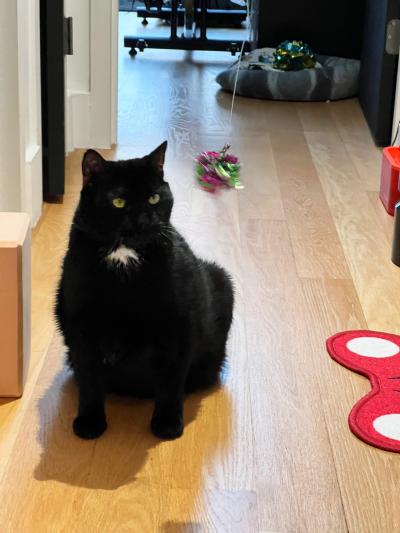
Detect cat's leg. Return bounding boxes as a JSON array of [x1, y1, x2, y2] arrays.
[[150, 338, 190, 440], [151, 384, 185, 440], [68, 337, 108, 439], [72, 364, 107, 439]]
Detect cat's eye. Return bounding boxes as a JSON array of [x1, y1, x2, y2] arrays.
[[112, 197, 126, 209], [148, 194, 160, 205]]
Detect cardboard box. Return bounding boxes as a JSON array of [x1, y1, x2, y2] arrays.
[[0, 213, 31, 397]]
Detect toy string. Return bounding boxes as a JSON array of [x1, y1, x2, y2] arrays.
[[194, 3, 250, 193], [392, 120, 400, 146], [229, 0, 252, 128]]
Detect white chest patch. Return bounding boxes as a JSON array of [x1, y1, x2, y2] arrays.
[[106, 245, 140, 267]]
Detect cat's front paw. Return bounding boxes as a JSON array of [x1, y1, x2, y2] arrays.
[[73, 415, 107, 439], [151, 410, 184, 440]]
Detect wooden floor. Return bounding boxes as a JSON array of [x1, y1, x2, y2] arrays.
[[1, 13, 399, 533]]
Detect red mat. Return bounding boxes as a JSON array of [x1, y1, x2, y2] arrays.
[[327, 330, 400, 453]]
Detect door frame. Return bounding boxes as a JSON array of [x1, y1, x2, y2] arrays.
[[66, 0, 118, 152], [89, 0, 118, 148], [18, 0, 43, 225], [359, 0, 400, 146]]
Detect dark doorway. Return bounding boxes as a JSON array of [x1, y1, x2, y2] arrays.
[[359, 0, 400, 146], [40, 0, 66, 199]]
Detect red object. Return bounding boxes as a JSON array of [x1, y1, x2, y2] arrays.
[[327, 330, 400, 453], [379, 146, 400, 215]]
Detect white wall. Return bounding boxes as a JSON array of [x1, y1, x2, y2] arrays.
[[17, 0, 43, 225], [0, 0, 42, 225], [65, 0, 118, 152], [0, 2, 22, 213]]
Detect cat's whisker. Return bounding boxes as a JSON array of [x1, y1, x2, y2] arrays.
[[159, 225, 178, 241], [160, 231, 173, 244]]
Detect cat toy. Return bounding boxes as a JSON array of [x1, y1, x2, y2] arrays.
[[193, 2, 250, 194], [194, 144, 242, 194], [272, 40, 316, 71]]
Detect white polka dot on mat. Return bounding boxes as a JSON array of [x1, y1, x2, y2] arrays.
[[346, 337, 400, 358], [373, 414, 400, 441]]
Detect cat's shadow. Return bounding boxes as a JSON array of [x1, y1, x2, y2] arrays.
[[34, 366, 228, 491]]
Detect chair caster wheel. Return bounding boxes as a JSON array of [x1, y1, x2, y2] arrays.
[[129, 48, 137, 57]]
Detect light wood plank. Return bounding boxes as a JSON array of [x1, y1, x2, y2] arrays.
[[306, 130, 400, 331], [241, 219, 347, 533], [329, 99, 382, 192], [271, 129, 351, 279], [296, 101, 339, 133]]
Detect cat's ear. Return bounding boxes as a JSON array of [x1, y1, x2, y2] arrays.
[[147, 141, 167, 173], [82, 149, 106, 186]]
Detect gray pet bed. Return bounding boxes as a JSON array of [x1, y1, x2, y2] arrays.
[[216, 48, 360, 101]]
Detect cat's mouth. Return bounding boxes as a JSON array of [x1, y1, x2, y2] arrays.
[[116, 225, 163, 248]]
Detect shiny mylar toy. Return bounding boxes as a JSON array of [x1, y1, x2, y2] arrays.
[[273, 40, 316, 71], [194, 144, 243, 194]]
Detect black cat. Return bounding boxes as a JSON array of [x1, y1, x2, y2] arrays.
[[55, 142, 234, 440]]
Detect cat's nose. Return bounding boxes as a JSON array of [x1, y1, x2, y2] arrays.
[[120, 217, 135, 233], [137, 213, 150, 228]]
